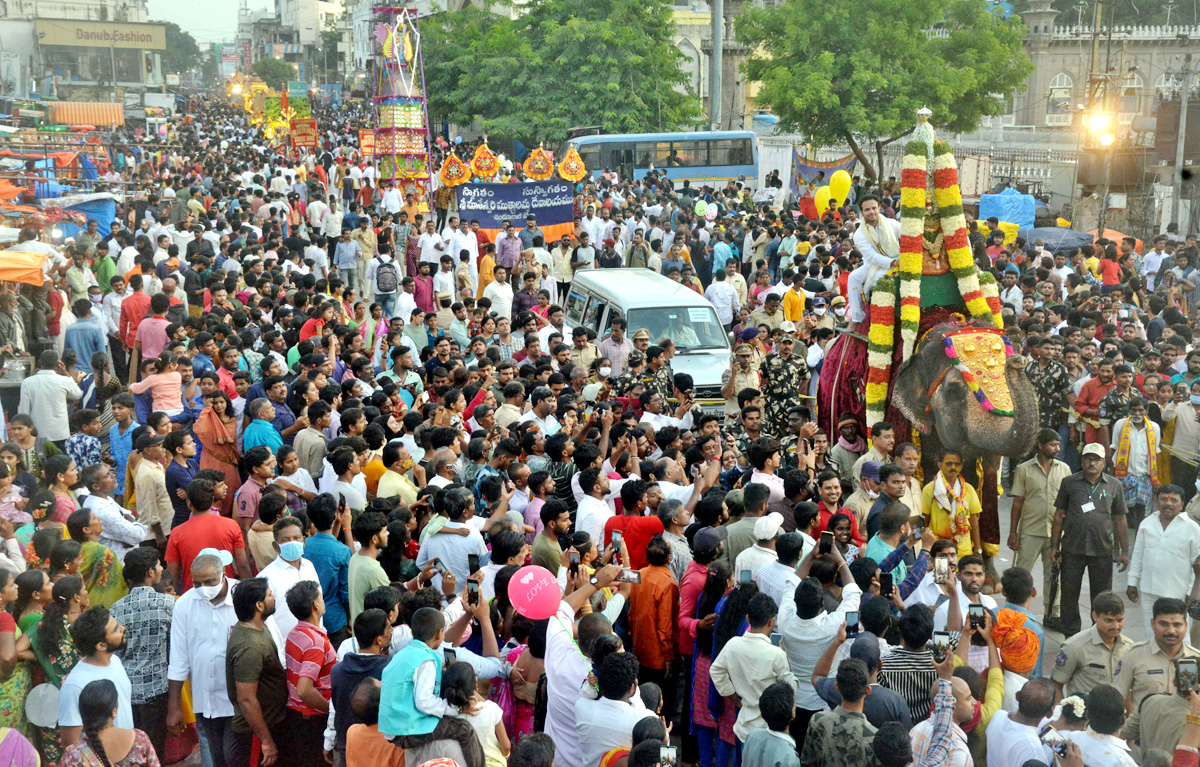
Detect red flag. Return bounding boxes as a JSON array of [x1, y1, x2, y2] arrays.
[[280, 88, 289, 116]]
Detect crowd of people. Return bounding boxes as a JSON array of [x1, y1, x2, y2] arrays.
[[0, 93, 1199, 767]]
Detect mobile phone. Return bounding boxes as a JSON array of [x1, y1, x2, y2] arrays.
[[739, 569, 752, 584], [468, 554, 480, 575], [467, 580, 480, 606], [1039, 725, 1069, 757], [968, 603, 986, 630], [1179, 659, 1200, 695], [443, 648, 456, 665], [434, 559, 449, 578], [910, 516, 925, 536], [933, 556, 950, 584], [569, 551, 580, 576], [932, 631, 951, 662], [819, 530, 834, 555], [614, 569, 642, 584], [846, 611, 859, 638], [660, 746, 678, 767], [879, 573, 894, 598], [769, 632, 782, 647], [612, 530, 622, 549]]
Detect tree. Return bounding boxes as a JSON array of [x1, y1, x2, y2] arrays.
[[737, 0, 1034, 181], [159, 22, 202, 74], [421, 0, 703, 144], [254, 57, 297, 92]]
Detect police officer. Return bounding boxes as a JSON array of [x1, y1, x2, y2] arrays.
[[722, 343, 761, 421], [1051, 591, 1134, 699], [760, 332, 808, 437], [1112, 596, 1200, 710]]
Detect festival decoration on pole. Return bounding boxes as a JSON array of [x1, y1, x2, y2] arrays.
[[557, 144, 588, 183], [470, 139, 500, 180], [523, 143, 555, 181], [439, 150, 471, 187], [374, 7, 433, 208]]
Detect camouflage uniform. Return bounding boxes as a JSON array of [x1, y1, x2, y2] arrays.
[[760, 350, 809, 437], [611, 369, 642, 398], [645, 365, 673, 403]]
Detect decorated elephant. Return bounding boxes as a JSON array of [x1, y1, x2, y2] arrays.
[[816, 111, 1040, 572]]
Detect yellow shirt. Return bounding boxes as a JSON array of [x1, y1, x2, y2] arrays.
[[782, 288, 806, 322], [921, 477, 982, 558], [377, 468, 419, 506]]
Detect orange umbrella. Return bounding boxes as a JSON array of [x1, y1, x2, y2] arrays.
[[1088, 228, 1142, 255], [0, 250, 48, 286]]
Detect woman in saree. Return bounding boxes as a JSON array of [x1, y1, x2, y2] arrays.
[[17, 575, 87, 767], [15, 491, 64, 553], [13, 570, 51, 634], [0, 569, 31, 736], [193, 390, 242, 516], [44, 455, 79, 525], [66, 508, 127, 609]]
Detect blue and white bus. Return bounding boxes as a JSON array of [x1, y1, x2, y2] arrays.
[[559, 130, 758, 187]]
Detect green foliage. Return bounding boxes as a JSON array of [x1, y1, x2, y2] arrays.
[[159, 22, 202, 74], [264, 96, 311, 121], [737, 0, 1033, 180], [420, 0, 703, 144], [253, 57, 298, 92]]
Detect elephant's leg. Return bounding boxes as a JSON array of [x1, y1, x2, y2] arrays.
[[975, 458, 1003, 590]]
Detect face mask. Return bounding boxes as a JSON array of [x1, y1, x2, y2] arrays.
[[866, 488, 879, 499], [814, 308, 827, 316], [90, 294, 102, 304], [833, 307, 846, 317], [599, 367, 612, 378], [1190, 395, 1200, 406], [279, 540, 305, 562], [195, 578, 224, 601]]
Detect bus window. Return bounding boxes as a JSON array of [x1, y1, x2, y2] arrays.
[[635, 142, 656, 169], [673, 141, 708, 167], [565, 290, 589, 324], [654, 141, 674, 167], [578, 145, 600, 170], [710, 139, 751, 166]]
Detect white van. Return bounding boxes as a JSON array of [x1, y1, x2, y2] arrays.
[[565, 269, 731, 416]]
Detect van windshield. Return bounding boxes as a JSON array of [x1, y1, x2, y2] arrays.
[[628, 307, 728, 352]]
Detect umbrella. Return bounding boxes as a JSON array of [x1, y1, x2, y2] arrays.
[[1017, 226, 1094, 255], [1088, 228, 1142, 254], [0, 250, 48, 286]]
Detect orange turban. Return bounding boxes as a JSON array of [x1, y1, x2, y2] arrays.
[[993, 608, 1040, 674]]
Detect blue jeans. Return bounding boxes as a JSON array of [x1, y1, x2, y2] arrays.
[[377, 291, 397, 318]]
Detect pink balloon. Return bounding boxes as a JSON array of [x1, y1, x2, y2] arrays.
[[507, 565, 562, 620]]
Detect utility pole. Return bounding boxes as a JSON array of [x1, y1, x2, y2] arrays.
[[109, 37, 118, 102], [1173, 55, 1194, 229], [710, 0, 723, 131]]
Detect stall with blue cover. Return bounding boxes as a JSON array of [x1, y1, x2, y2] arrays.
[[980, 188, 1037, 229]]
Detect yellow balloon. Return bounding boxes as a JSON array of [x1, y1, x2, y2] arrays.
[[814, 186, 832, 217], [830, 169, 852, 208]]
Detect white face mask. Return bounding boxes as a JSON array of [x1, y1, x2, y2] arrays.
[[195, 577, 224, 601], [599, 367, 612, 378]]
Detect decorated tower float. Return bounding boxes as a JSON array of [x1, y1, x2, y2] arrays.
[[817, 110, 1040, 575], [374, 6, 433, 207]]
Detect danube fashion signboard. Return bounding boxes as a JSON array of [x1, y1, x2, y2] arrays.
[[35, 20, 167, 50]]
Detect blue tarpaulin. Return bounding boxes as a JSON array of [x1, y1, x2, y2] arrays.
[[980, 188, 1037, 229], [54, 193, 118, 239], [1016, 226, 1094, 255]]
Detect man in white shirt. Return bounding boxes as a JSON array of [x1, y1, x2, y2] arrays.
[[1061, 685, 1138, 767], [381, 182, 403, 215], [735, 512, 782, 581], [483, 265, 515, 320], [848, 196, 900, 322], [984, 679, 1056, 767], [167, 552, 244, 755], [307, 196, 329, 231], [517, 386, 562, 436], [755, 532, 805, 608], [705, 268, 741, 329], [58, 605, 136, 747], [414, 487, 488, 593], [259, 517, 323, 658], [999, 270, 1024, 315], [575, 652, 656, 767], [1143, 237, 1169, 291], [418, 220, 445, 265], [305, 240, 329, 281], [638, 389, 693, 431], [581, 206, 605, 247], [1127, 483, 1200, 636], [711, 591, 798, 743], [933, 554, 998, 631], [575, 467, 618, 545]]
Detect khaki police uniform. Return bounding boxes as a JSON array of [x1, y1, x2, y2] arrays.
[[1050, 624, 1135, 697], [1112, 639, 1200, 709]]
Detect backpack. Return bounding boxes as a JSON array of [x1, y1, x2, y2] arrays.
[[376, 258, 399, 293]]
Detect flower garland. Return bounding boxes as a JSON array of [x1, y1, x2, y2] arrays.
[[978, 272, 1004, 328], [1060, 696, 1086, 720], [898, 140, 927, 360], [943, 330, 1016, 417], [933, 141, 992, 323], [866, 273, 898, 429]]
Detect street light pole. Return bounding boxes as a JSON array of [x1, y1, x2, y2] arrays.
[[1173, 55, 1195, 230]]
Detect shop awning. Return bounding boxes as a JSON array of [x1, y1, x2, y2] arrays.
[[44, 102, 124, 127]]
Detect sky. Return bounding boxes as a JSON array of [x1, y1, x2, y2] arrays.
[[147, 0, 274, 44]]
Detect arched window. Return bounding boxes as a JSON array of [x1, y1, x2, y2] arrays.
[[1119, 72, 1144, 123], [1047, 73, 1073, 126]]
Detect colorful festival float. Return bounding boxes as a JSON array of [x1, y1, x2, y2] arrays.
[[817, 109, 1039, 573], [373, 6, 432, 209]]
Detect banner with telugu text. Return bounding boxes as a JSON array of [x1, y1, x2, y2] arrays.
[[290, 118, 318, 149], [359, 129, 375, 158], [454, 181, 575, 244]]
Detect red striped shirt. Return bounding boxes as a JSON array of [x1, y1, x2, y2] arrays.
[[285, 620, 335, 716]]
